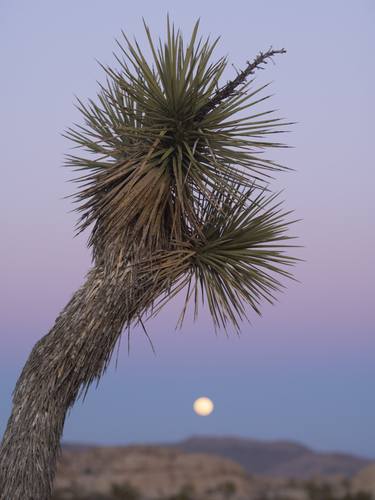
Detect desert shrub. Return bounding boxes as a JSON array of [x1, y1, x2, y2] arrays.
[[341, 493, 373, 500], [86, 495, 110, 500], [111, 482, 141, 500], [217, 481, 237, 499], [167, 484, 195, 500], [304, 480, 335, 500], [51, 489, 114, 500], [51, 490, 89, 500], [303, 481, 373, 500], [51, 492, 65, 500]]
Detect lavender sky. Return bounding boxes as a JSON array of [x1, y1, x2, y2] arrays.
[[1, 0, 374, 457]]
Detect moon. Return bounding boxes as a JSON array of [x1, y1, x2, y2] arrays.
[[193, 397, 214, 416]]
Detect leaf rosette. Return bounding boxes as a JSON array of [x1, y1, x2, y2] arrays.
[[65, 19, 298, 331]]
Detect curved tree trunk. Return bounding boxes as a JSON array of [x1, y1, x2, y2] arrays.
[[0, 264, 141, 499]]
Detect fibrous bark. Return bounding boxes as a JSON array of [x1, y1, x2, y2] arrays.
[[0, 262, 153, 499]]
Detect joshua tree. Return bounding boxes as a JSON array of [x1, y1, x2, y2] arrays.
[[0, 19, 297, 500]]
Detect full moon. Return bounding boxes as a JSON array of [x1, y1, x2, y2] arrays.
[[193, 397, 214, 416]]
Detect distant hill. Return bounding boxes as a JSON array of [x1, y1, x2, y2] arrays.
[[56, 446, 257, 499], [56, 442, 375, 499], [171, 436, 371, 479], [63, 436, 371, 479]]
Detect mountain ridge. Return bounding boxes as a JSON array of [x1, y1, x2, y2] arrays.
[[170, 436, 370, 478], [63, 435, 371, 479]]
